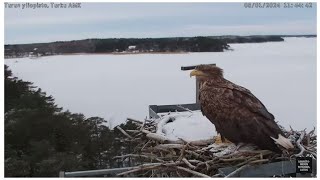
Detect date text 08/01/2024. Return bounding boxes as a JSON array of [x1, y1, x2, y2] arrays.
[[244, 3, 313, 8]]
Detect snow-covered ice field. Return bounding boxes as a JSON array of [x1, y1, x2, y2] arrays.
[[5, 38, 316, 137]]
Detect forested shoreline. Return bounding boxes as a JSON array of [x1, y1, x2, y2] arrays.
[[4, 35, 291, 58], [5, 65, 139, 177]]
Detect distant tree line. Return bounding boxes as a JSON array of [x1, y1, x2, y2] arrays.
[[4, 35, 289, 58], [214, 35, 284, 43], [94, 37, 229, 53], [5, 65, 139, 177]]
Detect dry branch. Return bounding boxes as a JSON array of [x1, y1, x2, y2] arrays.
[[113, 154, 164, 162], [146, 133, 168, 143], [127, 118, 143, 124], [126, 130, 141, 133], [141, 129, 152, 134], [225, 164, 250, 177], [117, 165, 161, 176], [221, 156, 246, 162], [182, 158, 196, 169], [155, 144, 188, 150], [116, 126, 133, 139], [295, 131, 306, 157], [175, 166, 211, 177], [248, 159, 269, 164]]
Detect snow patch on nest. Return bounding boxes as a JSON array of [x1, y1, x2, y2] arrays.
[[156, 110, 216, 141]]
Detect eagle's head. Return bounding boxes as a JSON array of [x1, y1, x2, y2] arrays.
[[190, 65, 223, 80]]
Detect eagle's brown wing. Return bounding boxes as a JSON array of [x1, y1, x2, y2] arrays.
[[221, 79, 275, 120], [200, 79, 285, 152]]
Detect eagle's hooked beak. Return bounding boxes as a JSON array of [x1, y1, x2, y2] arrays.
[[190, 69, 206, 78]]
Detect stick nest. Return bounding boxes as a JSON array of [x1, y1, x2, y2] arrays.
[[113, 115, 316, 177]]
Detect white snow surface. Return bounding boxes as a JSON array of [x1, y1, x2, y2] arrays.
[[5, 38, 317, 135], [157, 111, 216, 141]]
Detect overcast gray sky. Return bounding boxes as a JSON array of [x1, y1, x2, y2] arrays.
[[4, 2, 317, 44]]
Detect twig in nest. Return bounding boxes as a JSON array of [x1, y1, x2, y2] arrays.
[[205, 162, 210, 171], [248, 159, 269, 164], [289, 125, 294, 132], [176, 142, 189, 161], [146, 133, 169, 143], [113, 154, 164, 162], [117, 161, 186, 176], [185, 150, 210, 160], [221, 156, 246, 162], [188, 159, 203, 164], [125, 130, 140, 133], [134, 133, 143, 138], [141, 129, 152, 134], [141, 140, 151, 151], [190, 138, 215, 146], [308, 126, 316, 136], [170, 138, 214, 146], [175, 166, 210, 177], [213, 173, 222, 177], [294, 131, 306, 157], [225, 164, 250, 177], [196, 157, 219, 168], [116, 126, 133, 139], [176, 170, 182, 177], [140, 119, 146, 130], [155, 144, 186, 150], [235, 155, 260, 167], [182, 158, 196, 169], [117, 164, 161, 176], [126, 118, 143, 125]]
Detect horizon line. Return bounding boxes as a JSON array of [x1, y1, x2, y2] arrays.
[[5, 34, 317, 46]]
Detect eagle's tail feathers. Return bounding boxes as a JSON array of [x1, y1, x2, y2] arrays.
[[270, 134, 294, 149]]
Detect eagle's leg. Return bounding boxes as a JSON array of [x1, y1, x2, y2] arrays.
[[214, 134, 232, 144], [221, 135, 226, 142], [214, 134, 223, 144], [221, 135, 232, 143]]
